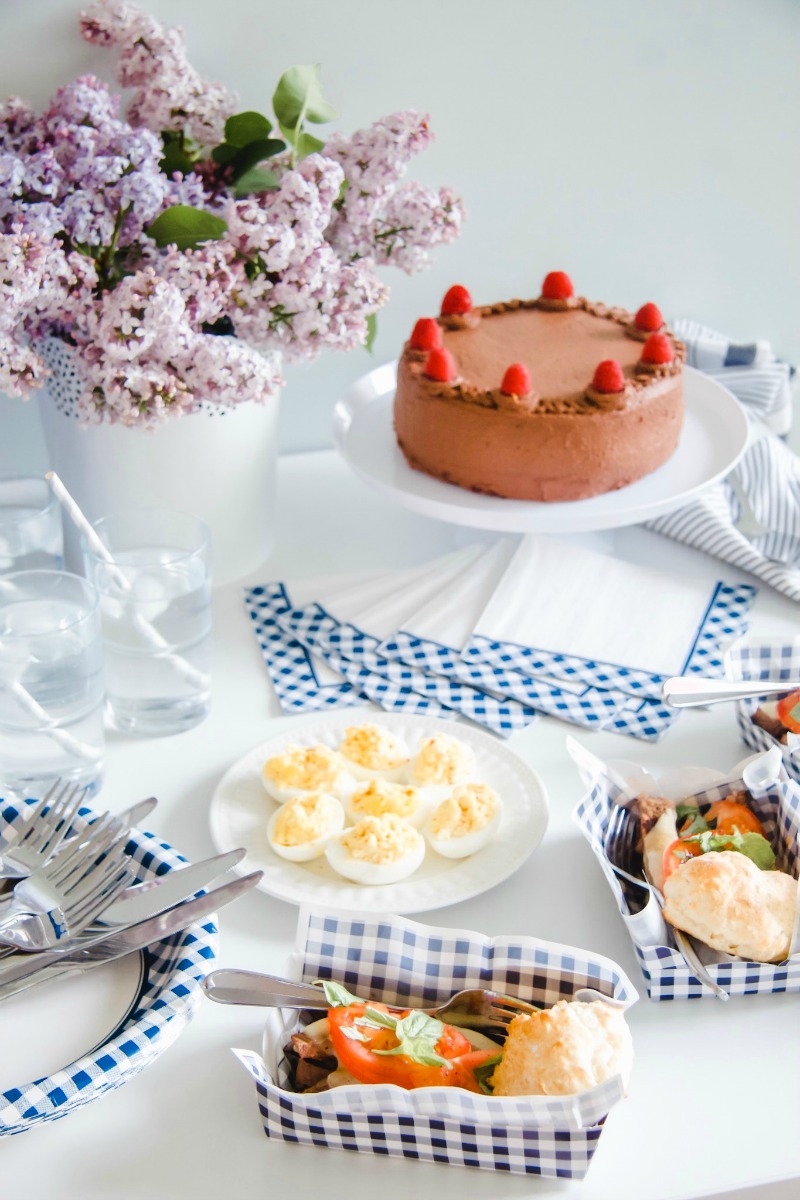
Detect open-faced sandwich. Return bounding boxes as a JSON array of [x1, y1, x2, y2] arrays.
[[751, 688, 800, 745], [636, 790, 798, 963], [283, 981, 632, 1098]]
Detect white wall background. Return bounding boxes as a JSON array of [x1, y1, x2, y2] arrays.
[[1, 0, 799, 470]]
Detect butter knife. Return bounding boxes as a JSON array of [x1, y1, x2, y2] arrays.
[[0, 869, 262, 998], [0, 848, 246, 965]]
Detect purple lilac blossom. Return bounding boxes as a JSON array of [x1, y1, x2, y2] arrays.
[[0, 3, 464, 425]]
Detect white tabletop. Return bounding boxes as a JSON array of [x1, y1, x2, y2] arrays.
[[3, 449, 799, 1200]]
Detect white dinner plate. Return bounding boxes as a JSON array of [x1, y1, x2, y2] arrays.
[[0, 951, 144, 1095], [0, 800, 219, 1136], [332, 362, 749, 533], [208, 710, 549, 914]]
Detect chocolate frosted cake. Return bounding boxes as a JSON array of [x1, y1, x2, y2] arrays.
[[393, 272, 685, 502]]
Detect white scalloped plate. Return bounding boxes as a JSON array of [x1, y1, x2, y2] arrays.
[[208, 710, 549, 914]]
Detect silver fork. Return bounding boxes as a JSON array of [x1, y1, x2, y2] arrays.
[[604, 803, 730, 1002], [202, 971, 624, 1028], [0, 780, 87, 881], [0, 814, 134, 951]]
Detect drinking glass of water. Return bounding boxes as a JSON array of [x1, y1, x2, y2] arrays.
[[82, 508, 212, 736], [0, 476, 64, 574], [0, 570, 105, 799]]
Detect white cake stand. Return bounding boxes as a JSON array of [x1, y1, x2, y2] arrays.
[[332, 363, 749, 534]]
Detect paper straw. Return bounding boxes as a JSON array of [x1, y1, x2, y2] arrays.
[[46, 472, 209, 690], [4, 680, 102, 762]]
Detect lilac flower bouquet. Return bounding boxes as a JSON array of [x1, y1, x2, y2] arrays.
[[0, 1, 464, 428]]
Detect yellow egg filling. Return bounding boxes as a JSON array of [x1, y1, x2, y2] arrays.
[[340, 814, 420, 864], [271, 793, 341, 846], [350, 780, 421, 820], [412, 735, 475, 785], [339, 723, 407, 771], [262, 744, 341, 791], [431, 783, 498, 840]]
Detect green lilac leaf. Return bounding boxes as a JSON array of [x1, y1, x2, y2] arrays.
[[231, 138, 286, 178], [278, 122, 326, 160], [233, 167, 280, 198], [273, 65, 337, 130], [159, 132, 195, 176], [211, 142, 240, 166], [364, 312, 377, 354], [146, 205, 227, 250], [224, 110, 273, 146]]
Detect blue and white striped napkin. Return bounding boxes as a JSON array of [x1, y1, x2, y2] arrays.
[[647, 321, 799, 602]]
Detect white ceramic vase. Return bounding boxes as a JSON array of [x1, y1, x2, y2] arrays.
[[36, 339, 280, 585]]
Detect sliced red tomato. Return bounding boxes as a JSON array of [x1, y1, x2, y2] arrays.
[[705, 799, 765, 838], [662, 837, 703, 882], [327, 1003, 494, 1092], [777, 690, 800, 734]]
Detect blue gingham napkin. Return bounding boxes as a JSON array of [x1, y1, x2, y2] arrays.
[[461, 535, 756, 702], [646, 320, 799, 602], [244, 581, 364, 713]]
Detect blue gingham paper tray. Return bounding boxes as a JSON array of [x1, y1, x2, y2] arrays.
[[0, 798, 218, 1136], [727, 638, 800, 785], [234, 908, 638, 1179], [571, 742, 800, 1000]]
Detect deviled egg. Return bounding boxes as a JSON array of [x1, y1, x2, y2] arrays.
[[347, 778, 430, 829], [423, 783, 502, 859], [325, 813, 425, 885], [262, 743, 348, 804], [337, 723, 409, 783], [410, 734, 477, 789], [267, 791, 345, 862]]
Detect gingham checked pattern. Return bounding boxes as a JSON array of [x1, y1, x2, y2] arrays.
[[727, 640, 800, 786], [244, 583, 365, 713], [0, 799, 218, 1135], [461, 581, 756, 702], [278, 604, 539, 737], [572, 756, 800, 1000], [235, 909, 638, 1179], [274, 603, 460, 722], [381, 630, 626, 724]]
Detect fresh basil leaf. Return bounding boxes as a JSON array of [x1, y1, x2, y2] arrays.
[[224, 110, 273, 147], [316, 979, 364, 1008], [681, 813, 710, 838], [147, 205, 227, 250], [473, 1054, 502, 1095], [340, 1026, 367, 1042], [735, 832, 776, 870], [362, 1005, 397, 1029], [369, 1009, 452, 1068], [684, 829, 776, 870], [273, 65, 337, 131]]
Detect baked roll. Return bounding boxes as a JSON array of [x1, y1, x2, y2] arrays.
[[662, 850, 798, 963]]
